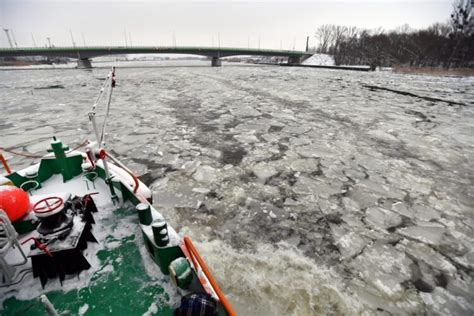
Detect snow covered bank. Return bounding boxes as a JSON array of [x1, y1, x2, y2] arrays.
[[302, 53, 335, 66]]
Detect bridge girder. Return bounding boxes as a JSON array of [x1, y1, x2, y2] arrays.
[[0, 46, 311, 61]]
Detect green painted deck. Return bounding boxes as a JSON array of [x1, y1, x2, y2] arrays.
[[2, 207, 176, 316]]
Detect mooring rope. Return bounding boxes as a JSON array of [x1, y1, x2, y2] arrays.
[[0, 148, 43, 159], [0, 140, 89, 160]]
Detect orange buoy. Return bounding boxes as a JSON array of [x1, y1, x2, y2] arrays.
[[0, 185, 30, 222]]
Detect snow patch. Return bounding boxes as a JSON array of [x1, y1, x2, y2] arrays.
[[78, 303, 89, 315], [302, 53, 335, 66], [142, 302, 158, 316]]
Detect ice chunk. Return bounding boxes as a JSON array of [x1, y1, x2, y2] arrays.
[[295, 144, 332, 158], [365, 206, 402, 231], [282, 125, 311, 135], [200, 147, 222, 159], [403, 240, 456, 274], [452, 250, 474, 270], [398, 225, 446, 246], [350, 243, 413, 298], [348, 186, 380, 209], [230, 187, 247, 205], [357, 179, 405, 200], [289, 158, 319, 173], [294, 176, 342, 198], [26, 139, 53, 153], [330, 224, 370, 260], [192, 187, 211, 194], [230, 106, 260, 117], [193, 165, 217, 183], [412, 203, 441, 221], [289, 136, 311, 146], [234, 133, 259, 144], [251, 163, 278, 182], [367, 129, 399, 143], [156, 154, 181, 168], [23, 125, 55, 136], [411, 261, 438, 292], [154, 184, 204, 208], [181, 160, 201, 174], [341, 197, 361, 213], [447, 272, 474, 303], [420, 287, 473, 316], [349, 278, 422, 314], [391, 201, 414, 218], [261, 133, 280, 143], [388, 171, 433, 196], [252, 183, 280, 201]]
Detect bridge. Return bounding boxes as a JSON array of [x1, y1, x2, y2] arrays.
[[0, 46, 312, 68]]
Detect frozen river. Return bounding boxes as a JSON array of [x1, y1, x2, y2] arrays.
[[1, 61, 473, 315]]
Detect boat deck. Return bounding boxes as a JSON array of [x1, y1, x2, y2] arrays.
[[1, 172, 179, 315]]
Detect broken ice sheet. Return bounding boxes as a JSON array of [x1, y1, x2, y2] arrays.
[[350, 242, 412, 298], [401, 240, 456, 275], [330, 223, 370, 260], [365, 206, 402, 231], [252, 161, 277, 178], [193, 165, 218, 183], [2, 62, 473, 315]]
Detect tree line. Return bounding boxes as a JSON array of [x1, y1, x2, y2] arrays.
[[314, 0, 473, 70]]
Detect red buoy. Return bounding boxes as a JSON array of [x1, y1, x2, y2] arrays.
[[0, 185, 30, 222]]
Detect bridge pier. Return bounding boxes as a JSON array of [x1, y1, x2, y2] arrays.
[[77, 58, 92, 69], [287, 56, 302, 65], [211, 57, 222, 67]]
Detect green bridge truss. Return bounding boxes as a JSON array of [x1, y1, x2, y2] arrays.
[[0, 46, 311, 60]]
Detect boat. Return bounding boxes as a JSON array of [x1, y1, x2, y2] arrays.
[[0, 68, 235, 316]]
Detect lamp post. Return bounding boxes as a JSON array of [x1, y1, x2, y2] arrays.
[[31, 33, 37, 47], [3, 29, 14, 48], [69, 29, 76, 48]]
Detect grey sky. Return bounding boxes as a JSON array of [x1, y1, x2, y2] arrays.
[[0, 0, 454, 50]]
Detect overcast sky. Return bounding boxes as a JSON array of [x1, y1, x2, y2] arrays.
[[0, 0, 454, 50]]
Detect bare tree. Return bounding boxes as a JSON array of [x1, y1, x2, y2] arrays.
[[395, 24, 413, 34], [447, 0, 473, 67], [314, 0, 473, 69], [450, 0, 472, 35], [314, 25, 334, 53], [428, 23, 452, 37], [331, 25, 348, 53]]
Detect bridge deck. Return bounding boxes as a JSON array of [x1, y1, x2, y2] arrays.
[[0, 46, 310, 59]]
